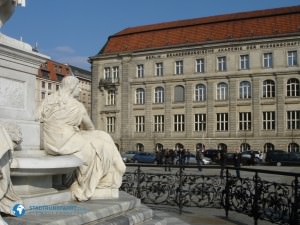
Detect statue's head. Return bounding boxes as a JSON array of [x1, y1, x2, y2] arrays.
[[61, 76, 81, 98], [0, 0, 25, 28]]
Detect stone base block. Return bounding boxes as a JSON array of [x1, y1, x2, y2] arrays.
[[91, 188, 119, 199]]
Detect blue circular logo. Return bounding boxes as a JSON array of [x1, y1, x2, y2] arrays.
[[12, 204, 25, 217]]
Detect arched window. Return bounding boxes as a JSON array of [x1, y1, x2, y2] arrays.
[[264, 143, 274, 153], [195, 84, 206, 101], [262, 80, 275, 98], [196, 143, 205, 151], [216, 82, 228, 100], [174, 85, 185, 102], [135, 88, 145, 104], [287, 78, 300, 97], [239, 81, 251, 99], [155, 143, 164, 151], [218, 143, 227, 152], [240, 143, 251, 152], [136, 143, 144, 152], [288, 143, 300, 152], [154, 87, 164, 103], [175, 143, 184, 150]]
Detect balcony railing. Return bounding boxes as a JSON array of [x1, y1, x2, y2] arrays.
[[121, 164, 300, 225], [98, 78, 119, 92]]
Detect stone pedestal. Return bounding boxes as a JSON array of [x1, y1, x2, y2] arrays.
[[0, 33, 49, 150]]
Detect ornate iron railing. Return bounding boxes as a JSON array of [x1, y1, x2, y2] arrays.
[[121, 164, 300, 225]]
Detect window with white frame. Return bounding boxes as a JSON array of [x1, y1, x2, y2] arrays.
[[239, 81, 251, 99], [217, 113, 228, 131], [135, 116, 145, 132], [262, 80, 275, 98], [216, 82, 228, 100], [195, 84, 206, 101], [175, 60, 183, 75], [195, 58, 205, 73], [240, 54, 250, 70], [112, 66, 119, 82], [262, 111, 275, 130], [135, 88, 145, 104], [154, 115, 164, 132], [155, 62, 163, 76], [288, 50, 298, 67], [263, 53, 273, 68], [174, 114, 185, 132], [217, 56, 227, 71], [194, 113, 206, 131], [136, 64, 144, 78], [287, 78, 300, 97], [104, 67, 111, 80], [287, 111, 300, 129], [106, 90, 116, 105], [239, 112, 251, 130], [154, 87, 164, 103], [106, 117, 116, 133]]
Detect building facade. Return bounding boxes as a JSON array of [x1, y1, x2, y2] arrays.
[[90, 6, 300, 153]]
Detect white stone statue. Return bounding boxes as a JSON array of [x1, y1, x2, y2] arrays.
[[0, 0, 25, 28], [40, 76, 126, 201], [0, 123, 22, 225]]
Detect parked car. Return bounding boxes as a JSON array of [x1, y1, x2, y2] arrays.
[[203, 149, 220, 162], [175, 154, 212, 165], [121, 151, 138, 163], [132, 152, 157, 163], [240, 150, 262, 165], [265, 150, 287, 163]]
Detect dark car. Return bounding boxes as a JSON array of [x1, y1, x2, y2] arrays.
[[121, 151, 138, 163], [132, 152, 157, 163], [265, 150, 287, 163], [240, 150, 262, 165], [203, 149, 220, 162]]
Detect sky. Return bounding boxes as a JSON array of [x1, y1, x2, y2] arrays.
[[1, 0, 299, 71]]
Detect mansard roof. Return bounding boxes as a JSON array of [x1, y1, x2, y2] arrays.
[[98, 5, 300, 55]]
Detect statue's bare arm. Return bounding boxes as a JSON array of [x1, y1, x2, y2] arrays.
[[81, 109, 95, 131]]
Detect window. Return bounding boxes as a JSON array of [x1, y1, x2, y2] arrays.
[[217, 113, 228, 131], [106, 117, 116, 133], [263, 80, 275, 98], [195, 58, 205, 73], [155, 62, 163, 76], [288, 51, 298, 66], [240, 143, 251, 152], [240, 55, 249, 70], [195, 84, 206, 101], [136, 64, 144, 78], [41, 81, 45, 89], [195, 114, 206, 131], [135, 116, 145, 132], [48, 83, 52, 90], [41, 92, 45, 99], [174, 114, 185, 132], [287, 111, 300, 129], [41, 70, 50, 79], [154, 87, 164, 103], [57, 74, 64, 81], [262, 111, 275, 130], [136, 143, 144, 152], [56, 84, 59, 91], [106, 90, 116, 105], [217, 56, 227, 71], [174, 85, 185, 102], [239, 81, 251, 99], [135, 88, 145, 104], [154, 115, 164, 132], [239, 112, 251, 130], [288, 143, 299, 152], [175, 60, 183, 75], [263, 53, 273, 68], [112, 66, 119, 82], [104, 67, 111, 80], [287, 78, 300, 97], [216, 82, 228, 100]]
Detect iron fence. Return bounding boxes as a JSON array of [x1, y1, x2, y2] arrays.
[[121, 164, 300, 225]]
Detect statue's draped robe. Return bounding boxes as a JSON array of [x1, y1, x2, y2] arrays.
[[40, 93, 126, 201], [0, 125, 20, 214]]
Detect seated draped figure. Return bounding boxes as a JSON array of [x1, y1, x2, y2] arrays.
[[39, 76, 126, 201]]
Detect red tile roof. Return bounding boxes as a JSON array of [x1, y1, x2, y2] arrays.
[[99, 5, 300, 55]]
